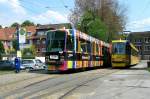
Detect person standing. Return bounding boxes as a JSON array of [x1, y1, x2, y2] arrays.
[[14, 57, 20, 73]]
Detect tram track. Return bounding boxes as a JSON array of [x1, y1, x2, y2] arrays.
[[1, 69, 120, 99], [3, 72, 89, 98], [0, 74, 46, 87], [0, 73, 60, 97], [51, 70, 119, 99], [23, 69, 119, 99]]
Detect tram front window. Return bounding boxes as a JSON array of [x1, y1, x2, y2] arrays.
[[112, 43, 126, 54], [46, 31, 65, 52]]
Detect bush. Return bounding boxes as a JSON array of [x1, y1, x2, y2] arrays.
[[21, 48, 35, 59]]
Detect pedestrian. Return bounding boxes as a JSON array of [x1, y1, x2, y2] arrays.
[[14, 57, 20, 73]]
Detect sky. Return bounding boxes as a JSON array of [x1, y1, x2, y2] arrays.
[[119, 0, 150, 32], [0, 0, 74, 26], [0, 0, 150, 32]]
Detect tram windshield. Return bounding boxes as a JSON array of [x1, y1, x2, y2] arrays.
[[46, 31, 65, 52], [112, 42, 126, 54]]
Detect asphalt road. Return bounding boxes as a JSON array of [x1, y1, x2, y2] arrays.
[[0, 61, 149, 99]]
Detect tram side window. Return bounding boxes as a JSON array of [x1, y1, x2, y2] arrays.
[[76, 38, 79, 52], [96, 43, 99, 55], [102, 47, 107, 55], [92, 42, 95, 54], [66, 36, 74, 51], [87, 41, 91, 53], [80, 39, 87, 52]]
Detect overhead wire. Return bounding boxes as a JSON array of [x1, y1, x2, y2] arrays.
[[58, 0, 75, 24], [18, 0, 59, 23], [19, 0, 72, 24]]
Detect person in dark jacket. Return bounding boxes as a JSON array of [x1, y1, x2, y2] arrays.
[[14, 57, 20, 73]]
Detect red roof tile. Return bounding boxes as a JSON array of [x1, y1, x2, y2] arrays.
[[24, 26, 36, 36], [0, 26, 36, 41], [0, 27, 16, 40]]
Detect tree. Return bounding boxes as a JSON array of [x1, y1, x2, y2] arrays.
[[22, 48, 35, 59], [11, 22, 19, 27], [21, 20, 34, 27], [77, 10, 108, 41], [30, 45, 36, 57], [69, 0, 127, 42], [21, 45, 36, 59], [12, 39, 18, 52], [0, 41, 5, 60]]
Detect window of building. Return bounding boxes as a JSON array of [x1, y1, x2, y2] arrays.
[[144, 37, 150, 43], [44, 32, 47, 35], [37, 31, 45, 35], [42, 48, 46, 52], [144, 45, 150, 51], [135, 45, 142, 51], [134, 39, 137, 43], [7, 41, 11, 46], [148, 38, 150, 42], [134, 39, 141, 43], [37, 48, 40, 52], [42, 39, 46, 44], [37, 40, 40, 44], [144, 55, 150, 60], [27, 32, 32, 36], [137, 39, 141, 43], [139, 46, 142, 50], [25, 40, 30, 44]]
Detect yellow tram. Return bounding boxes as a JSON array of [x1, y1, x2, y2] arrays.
[[111, 40, 140, 68]]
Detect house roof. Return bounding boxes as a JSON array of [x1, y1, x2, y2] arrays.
[[130, 31, 150, 35], [0, 26, 36, 41], [0, 23, 71, 41], [0, 27, 16, 40], [24, 26, 36, 36]]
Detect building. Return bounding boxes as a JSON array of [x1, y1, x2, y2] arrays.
[[0, 23, 71, 57], [0, 26, 36, 54], [0, 27, 16, 54], [128, 31, 150, 60], [20, 26, 36, 49]]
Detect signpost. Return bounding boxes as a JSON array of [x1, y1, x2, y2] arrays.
[[19, 28, 26, 44], [15, 25, 26, 73]]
